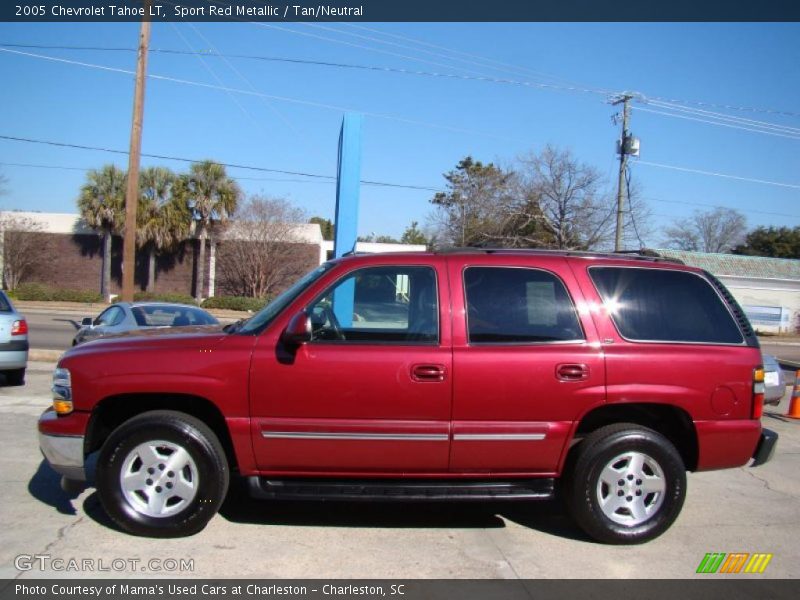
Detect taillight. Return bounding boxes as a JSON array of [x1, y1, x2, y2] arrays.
[[752, 367, 765, 419], [11, 319, 28, 336]]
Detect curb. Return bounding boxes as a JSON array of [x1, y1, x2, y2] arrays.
[[29, 349, 64, 363]]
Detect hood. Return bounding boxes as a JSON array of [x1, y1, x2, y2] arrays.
[[66, 325, 229, 356]]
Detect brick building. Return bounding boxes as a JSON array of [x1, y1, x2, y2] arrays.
[[0, 211, 323, 298]]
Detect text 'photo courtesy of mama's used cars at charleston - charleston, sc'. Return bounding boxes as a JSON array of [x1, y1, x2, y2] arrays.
[[38, 249, 777, 544]]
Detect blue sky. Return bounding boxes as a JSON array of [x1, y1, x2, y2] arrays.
[[0, 21, 798, 246]]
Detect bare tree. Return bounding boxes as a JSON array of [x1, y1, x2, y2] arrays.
[[0, 213, 44, 290], [663, 207, 747, 253], [217, 196, 309, 298], [428, 148, 651, 251], [513, 146, 612, 249]]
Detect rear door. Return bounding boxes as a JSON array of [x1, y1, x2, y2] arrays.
[[448, 255, 606, 474], [249, 259, 453, 473]]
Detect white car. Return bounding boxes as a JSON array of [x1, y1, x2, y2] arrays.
[[0, 290, 28, 385], [763, 353, 785, 405]]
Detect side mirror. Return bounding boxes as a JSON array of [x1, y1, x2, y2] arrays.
[[281, 312, 312, 346], [81, 317, 93, 327]]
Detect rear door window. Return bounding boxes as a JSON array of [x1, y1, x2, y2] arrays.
[[589, 267, 743, 344], [464, 267, 584, 344]]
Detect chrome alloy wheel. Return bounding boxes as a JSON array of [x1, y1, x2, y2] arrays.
[[596, 451, 666, 526], [119, 440, 199, 518]]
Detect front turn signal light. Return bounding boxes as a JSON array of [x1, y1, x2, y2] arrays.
[[53, 399, 73, 415]]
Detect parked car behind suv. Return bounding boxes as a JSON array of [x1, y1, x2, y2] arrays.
[[38, 250, 777, 543], [0, 290, 28, 385], [73, 302, 219, 346], [762, 354, 786, 405]]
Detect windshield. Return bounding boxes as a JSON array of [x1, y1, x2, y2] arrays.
[[237, 262, 335, 334]]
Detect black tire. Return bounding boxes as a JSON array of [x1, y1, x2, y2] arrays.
[[564, 423, 686, 544], [96, 410, 229, 537], [4, 368, 25, 386]]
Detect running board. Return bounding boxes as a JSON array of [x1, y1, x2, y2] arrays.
[[247, 477, 555, 502]]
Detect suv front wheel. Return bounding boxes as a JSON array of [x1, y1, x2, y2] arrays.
[[565, 423, 686, 544], [96, 410, 229, 537]]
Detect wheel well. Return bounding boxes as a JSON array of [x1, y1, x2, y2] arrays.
[[85, 394, 238, 472], [574, 403, 698, 471]]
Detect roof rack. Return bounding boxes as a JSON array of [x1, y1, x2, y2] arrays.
[[433, 247, 685, 265]]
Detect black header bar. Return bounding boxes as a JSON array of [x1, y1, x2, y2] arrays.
[[2, 1, 800, 23]]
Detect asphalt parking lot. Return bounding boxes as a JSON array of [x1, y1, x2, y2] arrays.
[[1, 362, 798, 580]]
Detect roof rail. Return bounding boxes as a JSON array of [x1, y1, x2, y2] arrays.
[[433, 247, 685, 264]]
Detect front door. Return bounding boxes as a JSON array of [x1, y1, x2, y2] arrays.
[[250, 262, 452, 473]]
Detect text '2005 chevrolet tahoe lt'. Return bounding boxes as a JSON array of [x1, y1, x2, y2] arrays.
[[39, 249, 777, 543]]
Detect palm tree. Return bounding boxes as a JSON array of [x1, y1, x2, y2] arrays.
[[77, 165, 126, 300], [174, 161, 240, 301], [137, 167, 189, 292]]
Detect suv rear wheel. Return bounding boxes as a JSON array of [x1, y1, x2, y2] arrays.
[[565, 423, 686, 544], [96, 410, 229, 537]]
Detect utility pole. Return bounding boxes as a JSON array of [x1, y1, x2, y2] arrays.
[[612, 93, 633, 252], [121, 3, 151, 302]]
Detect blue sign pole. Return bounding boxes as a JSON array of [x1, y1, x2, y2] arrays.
[[332, 113, 363, 327]]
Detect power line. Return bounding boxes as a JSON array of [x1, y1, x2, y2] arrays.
[[645, 195, 800, 219], [640, 93, 800, 119], [0, 160, 332, 185], [0, 42, 608, 96], [303, 22, 608, 96], [634, 160, 800, 190], [6, 42, 795, 139], [632, 106, 800, 140], [340, 23, 606, 92], [183, 25, 301, 138], [0, 134, 441, 191], [5, 160, 798, 221], [646, 98, 800, 135], [0, 47, 527, 143]]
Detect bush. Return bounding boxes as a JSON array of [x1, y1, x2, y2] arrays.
[[129, 292, 198, 305], [13, 283, 103, 303], [202, 295, 268, 312]]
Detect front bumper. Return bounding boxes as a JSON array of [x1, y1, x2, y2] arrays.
[[751, 428, 778, 467], [38, 409, 86, 481]]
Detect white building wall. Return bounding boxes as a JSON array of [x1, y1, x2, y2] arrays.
[[719, 275, 800, 333]]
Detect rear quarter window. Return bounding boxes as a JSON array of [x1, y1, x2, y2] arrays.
[[589, 267, 743, 344]]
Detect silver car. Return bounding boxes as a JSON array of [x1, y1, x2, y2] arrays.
[[73, 302, 219, 346], [0, 290, 29, 385], [763, 353, 786, 406]]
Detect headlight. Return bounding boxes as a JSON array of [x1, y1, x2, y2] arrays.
[[52, 367, 73, 414]]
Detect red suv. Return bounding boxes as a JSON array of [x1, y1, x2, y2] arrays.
[[38, 250, 777, 543]]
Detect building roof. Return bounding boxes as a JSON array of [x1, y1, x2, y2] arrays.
[[652, 248, 800, 281], [0, 211, 95, 234]]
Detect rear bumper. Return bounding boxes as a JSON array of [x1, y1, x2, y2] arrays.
[[751, 429, 778, 467], [0, 347, 28, 369], [38, 409, 86, 481], [695, 419, 763, 471]]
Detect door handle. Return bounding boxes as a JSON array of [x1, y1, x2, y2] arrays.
[[556, 363, 589, 381], [411, 364, 446, 382]]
